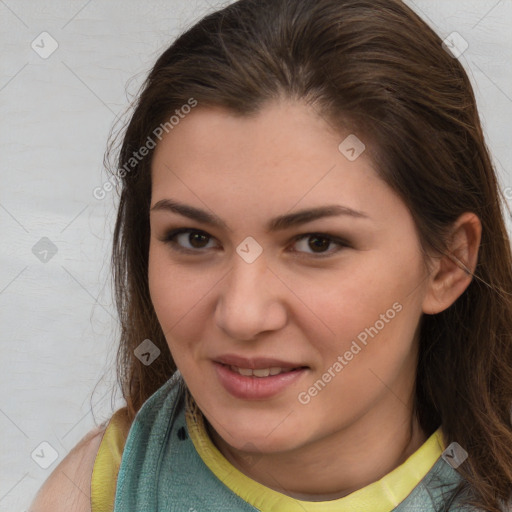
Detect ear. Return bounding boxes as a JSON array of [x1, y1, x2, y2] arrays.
[[422, 212, 482, 315]]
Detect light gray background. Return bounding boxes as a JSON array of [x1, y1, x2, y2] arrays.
[[1, 1, 511, 510]]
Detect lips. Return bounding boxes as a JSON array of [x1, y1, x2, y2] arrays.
[[229, 366, 299, 377], [215, 354, 306, 371], [213, 354, 309, 399]]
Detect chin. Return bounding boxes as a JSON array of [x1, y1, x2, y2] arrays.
[[211, 414, 306, 454], [231, 433, 302, 455]]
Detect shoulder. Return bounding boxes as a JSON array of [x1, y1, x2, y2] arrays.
[[29, 411, 127, 512]]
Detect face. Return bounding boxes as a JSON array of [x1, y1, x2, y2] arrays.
[[148, 99, 432, 455]]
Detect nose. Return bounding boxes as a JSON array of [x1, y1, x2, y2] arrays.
[[214, 252, 288, 341]]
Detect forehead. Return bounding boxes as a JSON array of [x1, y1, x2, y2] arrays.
[[154, 101, 366, 179], [149, 100, 400, 226]]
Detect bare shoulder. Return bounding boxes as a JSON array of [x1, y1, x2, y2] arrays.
[[29, 422, 108, 512]]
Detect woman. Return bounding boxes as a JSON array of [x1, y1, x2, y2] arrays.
[[31, 0, 512, 511]]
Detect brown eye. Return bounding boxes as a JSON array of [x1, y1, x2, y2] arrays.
[[187, 232, 210, 248], [291, 233, 349, 257], [163, 228, 218, 253], [307, 235, 331, 253]]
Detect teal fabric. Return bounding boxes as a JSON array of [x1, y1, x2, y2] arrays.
[[113, 371, 480, 511]]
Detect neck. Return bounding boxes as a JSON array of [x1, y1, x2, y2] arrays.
[[207, 401, 429, 501]]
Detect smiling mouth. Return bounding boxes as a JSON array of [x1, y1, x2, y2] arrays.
[[225, 365, 306, 377], [214, 361, 309, 399]]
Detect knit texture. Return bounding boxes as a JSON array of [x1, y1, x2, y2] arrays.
[[113, 371, 479, 512]]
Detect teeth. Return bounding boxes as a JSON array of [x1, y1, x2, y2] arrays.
[[253, 368, 270, 377], [237, 367, 253, 376], [229, 365, 297, 377]]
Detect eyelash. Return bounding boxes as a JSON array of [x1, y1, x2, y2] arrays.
[[161, 228, 350, 258]]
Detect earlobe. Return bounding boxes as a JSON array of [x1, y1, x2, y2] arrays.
[[421, 212, 482, 315]]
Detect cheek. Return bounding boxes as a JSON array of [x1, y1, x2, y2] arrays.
[[147, 246, 217, 355], [148, 248, 191, 342], [149, 245, 197, 316], [148, 247, 175, 318], [299, 250, 425, 363]]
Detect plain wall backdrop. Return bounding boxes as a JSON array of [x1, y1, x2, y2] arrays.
[[1, 0, 511, 510]]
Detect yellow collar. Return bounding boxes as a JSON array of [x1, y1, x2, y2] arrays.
[[185, 399, 444, 512]]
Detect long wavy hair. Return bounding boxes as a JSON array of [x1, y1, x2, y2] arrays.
[[103, 0, 512, 509]]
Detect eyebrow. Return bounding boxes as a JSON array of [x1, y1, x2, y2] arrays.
[[150, 198, 370, 232]]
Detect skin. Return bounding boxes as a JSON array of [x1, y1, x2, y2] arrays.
[[148, 98, 481, 500]]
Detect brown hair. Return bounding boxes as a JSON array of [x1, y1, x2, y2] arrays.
[[104, 0, 512, 509]]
